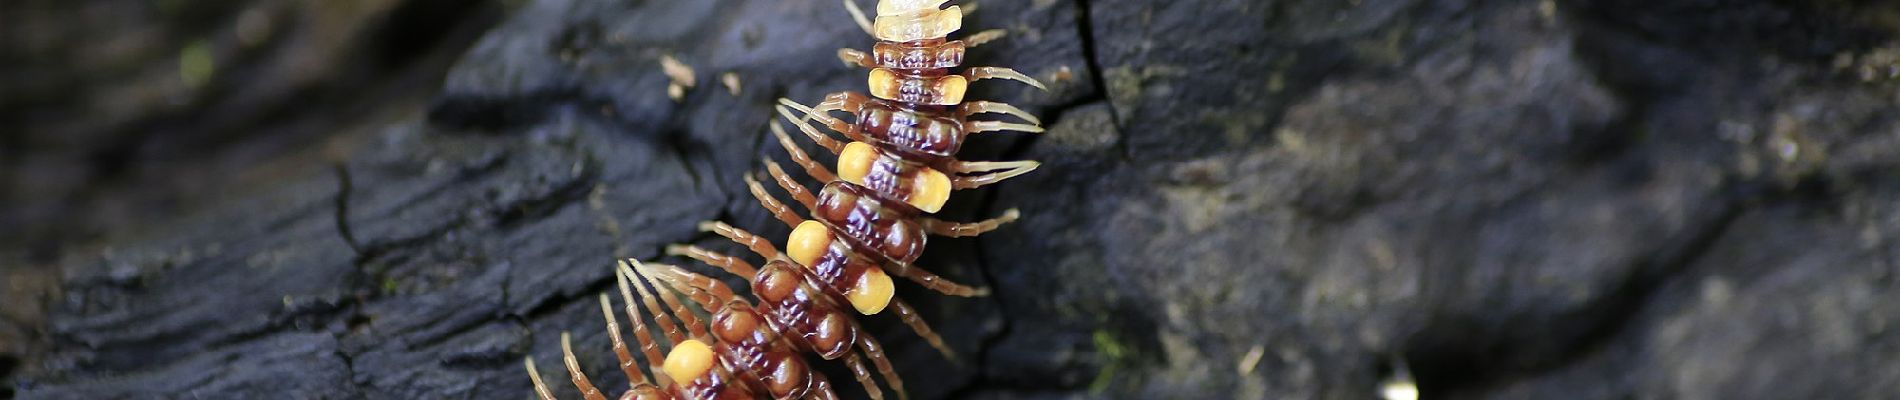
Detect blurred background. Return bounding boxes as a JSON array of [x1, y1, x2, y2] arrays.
[[4, 0, 1900, 398]]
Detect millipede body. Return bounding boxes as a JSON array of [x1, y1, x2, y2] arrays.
[[526, 0, 1047, 398]]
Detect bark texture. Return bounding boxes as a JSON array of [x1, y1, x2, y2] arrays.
[[6, 0, 1900, 399]]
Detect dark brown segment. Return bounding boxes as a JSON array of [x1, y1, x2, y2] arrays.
[[751, 261, 857, 359], [760, 352, 811, 397], [884, 70, 958, 106], [807, 242, 882, 307], [624, 385, 678, 400], [871, 39, 964, 70], [821, 91, 967, 165], [670, 367, 754, 400], [709, 301, 822, 400], [856, 150, 935, 213], [813, 182, 927, 264]]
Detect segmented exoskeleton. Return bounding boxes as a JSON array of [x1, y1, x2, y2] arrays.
[[525, 260, 768, 400], [667, 0, 1046, 396], [528, 0, 1044, 398]]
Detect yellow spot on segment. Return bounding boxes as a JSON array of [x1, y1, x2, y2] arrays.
[[909, 169, 950, 213], [847, 268, 895, 315], [838, 142, 876, 186], [934, 74, 967, 105], [868, 68, 899, 101], [662, 339, 715, 384], [788, 221, 832, 267]]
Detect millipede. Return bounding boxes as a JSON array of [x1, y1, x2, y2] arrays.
[[524, 0, 1046, 398]]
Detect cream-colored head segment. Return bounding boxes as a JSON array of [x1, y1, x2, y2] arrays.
[[876, 0, 950, 15], [873, 6, 961, 42]]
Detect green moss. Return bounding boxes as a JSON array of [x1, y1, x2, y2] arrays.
[[1089, 330, 1129, 394], [179, 40, 214, 88]]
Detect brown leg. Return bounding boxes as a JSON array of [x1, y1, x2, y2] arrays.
[[838, 48, 876, 68], [744, 174, 805, 228], [959, 100, 1041, 125], [598, 294, 650, 386], [764, 161, 820, 213], [701, 220, 783, 260], [922, 208, 1020, 237], [667, 244, 761, 279], [523, 357, 557, 400], [951, 160, 1039, 189], [772, 122, 840, 183], [782, 98, 878, 148], [775, 102, 851, 154], [617, 260, 688, 346], [857, 335, 910, 400], [806, 369, 847, 400], [562, 332, 610, 400], [809, 92, 871, 126], [613, 263, 672, 386], [635, 260, 739, 310], [888, 298, 957, 362], [884, 260, 991, 297], [841, 353, 888, 400], [964, 66, 1048, 91], [630, 260, 710, 340]]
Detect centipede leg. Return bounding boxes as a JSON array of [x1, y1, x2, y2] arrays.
[[963, 29, 1006, 48], [523, 357, 557, 400], [806, 369, 848, 400], [618, 260, 690, 346], [844, 0, 874, 36], [783, 97, 878, 146], [807, 92, 869, 122], [744, 174, 806, 228], [637, 261, 739, 310], [858, 335, 910, 400], [702, 220, 784, 260], [968, 120, 1045, 134], [964, 66, 1048, 91], [599, 294, 650, 386], [763, 160, 821, 212], [838, 48, 876, 68], [614, 263, 672, 386], [776, 102, 855, 153], [667, 243, 761, 278], [884, 260, 991, 297], [630, 260, 711, 339], [922, 208, 1020, 237], [772, 122, 841, 183], [841, 353, 888, 400], [952, 160, 1040, 189], [888, 298, 957, 361], [561, 332, 610, 400], [959, 100, 1041, 125]]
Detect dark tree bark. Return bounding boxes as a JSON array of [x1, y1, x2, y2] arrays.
[[7, 0, 1900, 399]]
